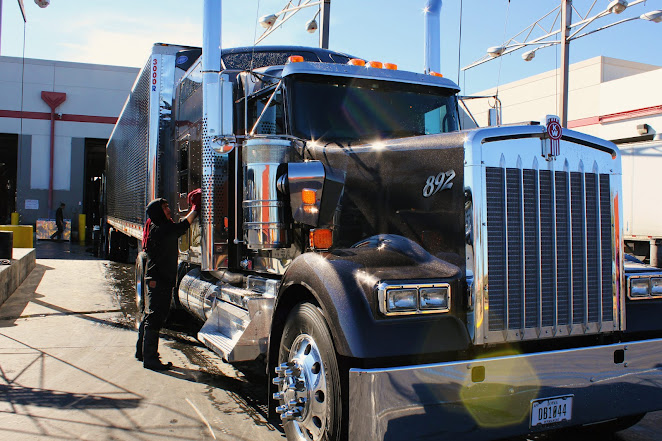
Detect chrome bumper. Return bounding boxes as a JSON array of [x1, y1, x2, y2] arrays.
[[349, 338, 662, 440]]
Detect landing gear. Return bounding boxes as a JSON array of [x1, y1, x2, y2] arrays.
[[274, 303, 342, 441]]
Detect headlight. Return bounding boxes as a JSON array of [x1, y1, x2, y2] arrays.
[[630, 277, 651, 297], [386, 288, 417, 312], [378, 282, 451, 316], [651, 278, 662, 296], [420, 286, 449, 310]]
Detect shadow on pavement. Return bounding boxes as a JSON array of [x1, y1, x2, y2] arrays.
[[34, 240, 101, 260], [0, 333, 212, 440]]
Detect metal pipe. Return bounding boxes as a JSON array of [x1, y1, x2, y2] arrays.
[[40, 91, 67, 213], [203, 0, 222, 73], [319, 0, 331, 49], [560, 0, 572, 127], [202, 0, 223, 271], [424, 0, 442, 74]]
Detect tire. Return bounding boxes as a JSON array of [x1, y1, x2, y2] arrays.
[[275, 303, 342, 441], [580, 413, 646, 434], [108, 228, 120, 261], [135, 251, 147, 313]]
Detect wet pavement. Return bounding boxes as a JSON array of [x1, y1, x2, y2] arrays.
[[0, 239, 660, 440]]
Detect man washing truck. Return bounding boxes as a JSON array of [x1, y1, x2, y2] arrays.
[[100, 0, 662, 439], [135, 190, 200, 370]]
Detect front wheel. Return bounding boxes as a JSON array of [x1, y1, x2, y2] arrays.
[[275, 303, 342, 441]]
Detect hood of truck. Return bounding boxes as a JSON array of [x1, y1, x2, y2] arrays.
[[306, 131, 469, 268]]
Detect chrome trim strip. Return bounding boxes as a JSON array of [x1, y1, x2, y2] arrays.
[[594, 163, 603, 330]]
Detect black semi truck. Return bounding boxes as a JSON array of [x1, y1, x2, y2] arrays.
[[101, 1, 662, 440]]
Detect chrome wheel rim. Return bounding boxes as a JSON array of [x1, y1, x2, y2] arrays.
[[274, 333, 328, 440]]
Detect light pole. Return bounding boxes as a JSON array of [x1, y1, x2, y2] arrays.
[[462, 0, 662, 127], [257, 0, 331, 49], [559, 0, 572, 127]]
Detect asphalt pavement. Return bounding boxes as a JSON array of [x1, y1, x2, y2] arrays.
[[0, 240, 660, 441]]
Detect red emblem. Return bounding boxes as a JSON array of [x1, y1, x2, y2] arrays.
[[545, 116, 562, 158]]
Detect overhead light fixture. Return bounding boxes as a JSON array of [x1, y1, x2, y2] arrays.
[[522, 50, 536, 61], [259, 14, 278, 29], [305, 18, 318, 33], [607, 0, 628, 14], [641, 10, 662, 23], [487, 46, 505, 58]]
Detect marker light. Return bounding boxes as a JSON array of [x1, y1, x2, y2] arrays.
[[384, 63, 398, 70], [288, 55, 304, 63], [348, 58, 366, 66], [367, 61, 383, 68], [310, 229, 333, 250], [301, 188, 317, 205], [429, 71, 444, 77]]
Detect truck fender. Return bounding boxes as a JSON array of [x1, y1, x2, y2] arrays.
[[270, 234, 471, 362]]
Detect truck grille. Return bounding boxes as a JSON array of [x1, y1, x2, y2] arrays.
[[485, 167, 613, 335]]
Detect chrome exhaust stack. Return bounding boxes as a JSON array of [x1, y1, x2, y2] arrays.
[[201, 0, 234, 271], [424, 0, 442, 74]]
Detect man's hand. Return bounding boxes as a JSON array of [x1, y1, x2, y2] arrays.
[[187, 188, 202, 212]]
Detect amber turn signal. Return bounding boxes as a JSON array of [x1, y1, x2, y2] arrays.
[[430, 71, 444, 77], [310, 229, 333, 250], [367, 61, 383, 69], [288, 55, 305, 63], [384, 63, 398, 70], [301, 188, 317, 205]]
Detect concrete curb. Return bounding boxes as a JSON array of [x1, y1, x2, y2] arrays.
[[0, 248, 36, 308]]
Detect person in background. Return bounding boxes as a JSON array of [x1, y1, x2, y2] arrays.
[[50, 202, 65, 241], [135, 189, 201, 370]]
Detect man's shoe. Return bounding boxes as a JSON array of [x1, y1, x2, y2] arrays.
[[135, 351, 143, 362], [144, 360, 173, 371]]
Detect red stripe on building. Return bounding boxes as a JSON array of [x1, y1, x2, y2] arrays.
[[569, 105, 662, 128], [0, 109, 117, 125]]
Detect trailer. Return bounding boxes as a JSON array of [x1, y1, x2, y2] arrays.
[[101, 1, 662, 440], [620, 139, 662, 267]]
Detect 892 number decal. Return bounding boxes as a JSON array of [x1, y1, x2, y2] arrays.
[[423, 170, 455, 198]]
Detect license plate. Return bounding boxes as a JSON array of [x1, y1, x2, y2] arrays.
[[530, 395, 573, 427]]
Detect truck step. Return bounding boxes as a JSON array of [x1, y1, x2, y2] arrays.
[[197, 294, 274, 363]]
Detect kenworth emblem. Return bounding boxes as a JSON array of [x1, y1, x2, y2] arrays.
[[423, 170, 455, 197], [543, 115, 562, 160]]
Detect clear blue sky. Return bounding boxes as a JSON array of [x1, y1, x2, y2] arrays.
[[1, 0, 660, 94]]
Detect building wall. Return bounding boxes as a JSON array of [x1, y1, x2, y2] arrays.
[[462, 56, 662, 142], [0, 56, 139, 227]]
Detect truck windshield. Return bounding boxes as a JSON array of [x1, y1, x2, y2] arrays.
[[288, 74, 458, 143]]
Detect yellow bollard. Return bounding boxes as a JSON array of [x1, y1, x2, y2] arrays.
[[78, 214, 86, 245], [11, 212, 19, 225]]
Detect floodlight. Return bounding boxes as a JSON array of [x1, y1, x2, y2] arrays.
[[607, 0, 628, 14], [522, 50, 536, 61], [259, 14, 278, 29], [305, 18, 318, 33], [487, 46, 505, 58], [640, 10, 662, 23], [34, 0, 50, 7]]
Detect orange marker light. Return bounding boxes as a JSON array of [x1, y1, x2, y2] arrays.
[[430, 71, 444, 77], [348, 58, 366, 67], [301, 188, 317, 205], [288, 55, 305, 63], [384, 63, 398, 70], [310, 229, 333, 250], [367, 61, 383, 69]]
